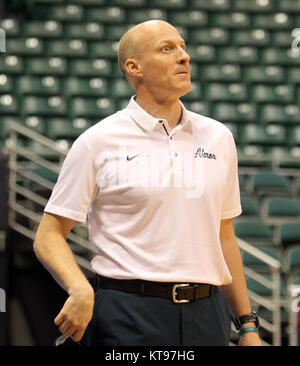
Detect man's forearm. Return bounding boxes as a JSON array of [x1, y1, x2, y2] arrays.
[[33, 213, 92, 295], [220, 219, 252, 318], [34, 231, 92, 294]]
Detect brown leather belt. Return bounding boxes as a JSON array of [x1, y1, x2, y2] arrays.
[[95, 275, 217, 303]]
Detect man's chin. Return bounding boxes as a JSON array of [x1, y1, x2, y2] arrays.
[[178, 84, 192, 98]]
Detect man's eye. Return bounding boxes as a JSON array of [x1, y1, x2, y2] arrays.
[[162, 46, 171, 51]]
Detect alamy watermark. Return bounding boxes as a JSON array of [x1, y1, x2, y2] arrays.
[[0, 288, 6, 312], [0, 28, 5, 53], [290, 287, 300, 313], [95, 146, 207, 199], [291, 28, 300, 55]]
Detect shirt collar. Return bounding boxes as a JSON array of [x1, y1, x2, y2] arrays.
[[126, 96, 193, 133]]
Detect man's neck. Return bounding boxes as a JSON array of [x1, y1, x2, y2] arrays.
[[135, 94, 182, 130]]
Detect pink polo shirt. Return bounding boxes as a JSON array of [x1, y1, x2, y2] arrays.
[[44, 96, 242, 285]]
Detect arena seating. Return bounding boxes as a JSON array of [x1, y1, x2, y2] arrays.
[[1, 0, 300, 345]]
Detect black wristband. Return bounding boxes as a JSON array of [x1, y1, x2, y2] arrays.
[[238, 311, 260, 329]]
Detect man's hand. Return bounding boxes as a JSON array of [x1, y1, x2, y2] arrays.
[[54, 284, 94, 342], [238, 331, 262, 346]]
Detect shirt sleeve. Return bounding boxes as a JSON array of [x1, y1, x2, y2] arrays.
[[221, 131, 242, 220], [44, 136, 98, 225]]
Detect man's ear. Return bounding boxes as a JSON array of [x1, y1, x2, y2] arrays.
[[125, 59, 142, 78]]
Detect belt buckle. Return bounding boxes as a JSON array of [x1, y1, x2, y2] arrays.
[[172, 283, 190, 303]]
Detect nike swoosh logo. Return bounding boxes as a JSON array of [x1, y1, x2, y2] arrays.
[[127, 153, 142, 161]]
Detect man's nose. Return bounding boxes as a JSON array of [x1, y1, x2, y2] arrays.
[[178, 48, 190, 64]]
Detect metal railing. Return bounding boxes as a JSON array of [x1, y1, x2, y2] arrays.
[[7, 122, 96, 273], [237, 237, 282, 345], [7, 122, 286, 345]]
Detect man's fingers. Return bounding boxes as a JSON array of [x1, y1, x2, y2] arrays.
[[54, 310, 65, 326], [71, 329, 84, 343]]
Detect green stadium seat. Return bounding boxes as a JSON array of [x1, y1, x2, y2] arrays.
[[190, 0, 230, 10], [288, 126, 300, 146], [237, 145, 273, 168], [1, 18, 20, 36], [181, 81, 202, 101], [262, 48, 300, 65], [190, 28, 229, 45], [212, 103, 256, 122], [0, 75, 13, 93], [151, 0, 186, 8], [26, 57, 67, 75], [86, 7, 126, 23], [273, 31, 293, 47], [233, 0, 274, 12], [278, 0, 300, 12], [280, 224, 300, 248], [89, 42, 118, 59], [110, 0, 145, 6], [184, 101, 210, 116], [0, 94, 18, 114], [252, 85, 294, 104], [211, 12, 250, 28], [261, 104, 300, 125], [6, 38, 44, 56], [69, 59, 112, 77], [24, 116, 47, 134], [234, 219, 274, 246], [71, 0, 106, 4], [1, 116, 46, 142], [201, 65, 241, 82], [288, 68, 300, 84], [217, 46, 258, 64], [246, 274, 286, 297], [243, 66, 285, 83], [253, 171, 290, 195], [65, 77, 109, 97], [34, 4, 84, 21], [0, 55, 24, 74], [239, 174, 247, 192], [239, 124, 286, 146], [240, 195, 260, 217], [70, 97, 116, 118], [286, 246, 300, 273], [23, 96, 67, 116], [263, 197, 300, 222], [28, 0, 64, 3], [18, 75, 61, 95], [128, 9, 167, 23], [106, 25, 131, 41], [188, 45, 215, 63], [242, 246, 281, 273], [47, 118, 91, 140], [24, 21, 63, 38], [46, 39, 87, 57], [252, 13, 293, 29], [0, 116, 23, 139], [111, 78, 134, 98], [231, 29, 271, 47], [206, 83, 247, 102], [168, 10, 208, 27], [65, 23, 105, 40], [274, 146, 300, 169]]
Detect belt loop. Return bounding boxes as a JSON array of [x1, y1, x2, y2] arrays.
[[139, 281, 145, 296]]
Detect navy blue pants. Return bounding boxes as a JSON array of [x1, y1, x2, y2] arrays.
[[84, 286, 232, 346]]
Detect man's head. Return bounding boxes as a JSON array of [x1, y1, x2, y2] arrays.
[[118, 20, 191, 101]]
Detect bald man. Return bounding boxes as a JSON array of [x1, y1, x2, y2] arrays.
[[34, 20, 261, 346]]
